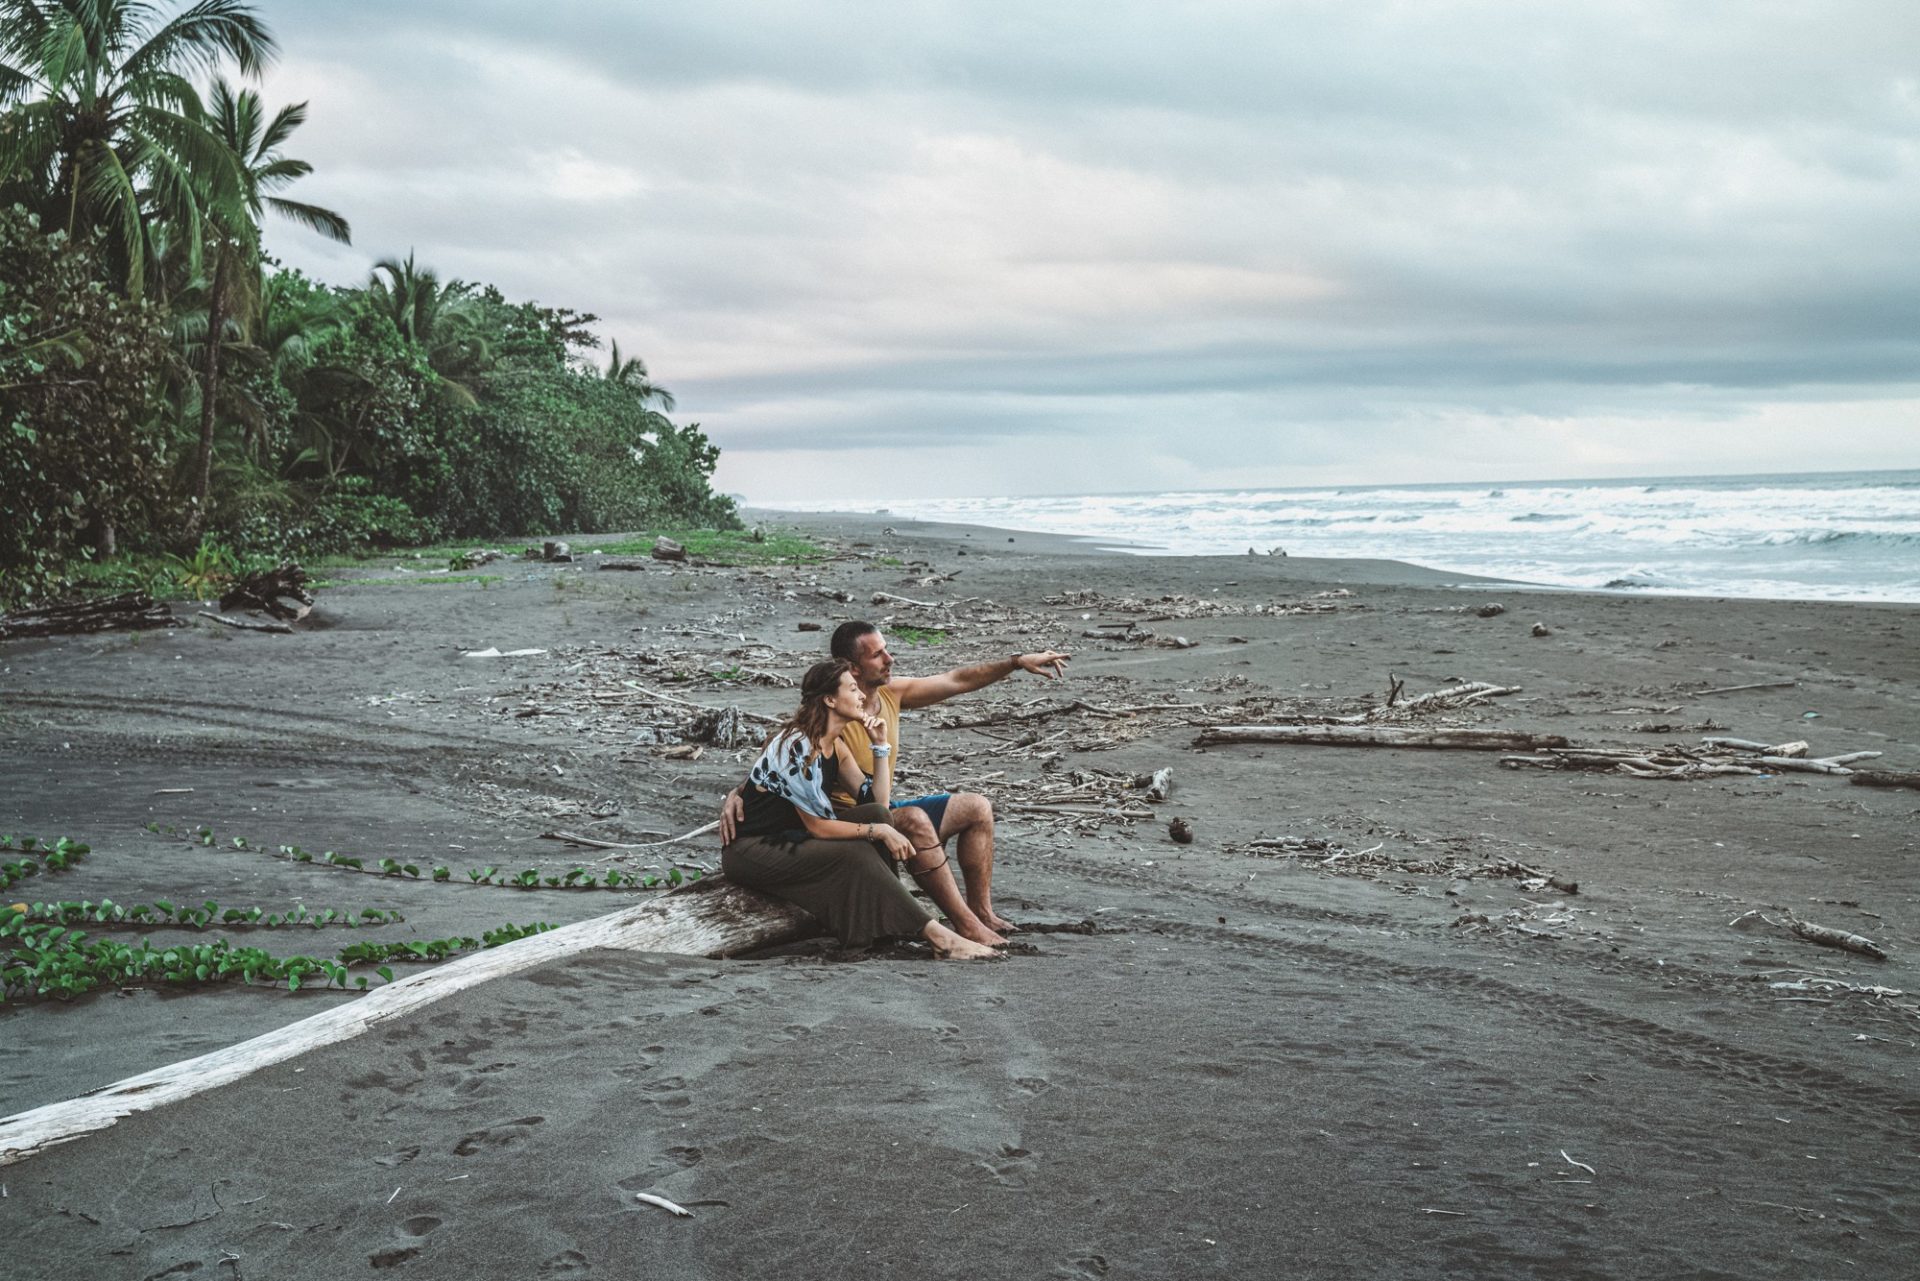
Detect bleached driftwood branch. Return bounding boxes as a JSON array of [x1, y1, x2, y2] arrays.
[[0, 880, 815, 1167], [1194, 725, 1572, 751]]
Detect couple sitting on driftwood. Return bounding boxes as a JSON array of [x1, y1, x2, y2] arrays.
[[716, 622, 1070, 961]]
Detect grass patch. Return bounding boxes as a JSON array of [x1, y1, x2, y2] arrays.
[[893, 626, 949, 646]]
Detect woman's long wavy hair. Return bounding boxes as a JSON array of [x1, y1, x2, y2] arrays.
[[773, 658, 854, 750]]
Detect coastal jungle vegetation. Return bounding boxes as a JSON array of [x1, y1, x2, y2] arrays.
[[0, 0, 737, 609]]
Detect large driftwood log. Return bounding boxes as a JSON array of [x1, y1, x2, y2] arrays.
[[1194, 725, 1572, 751], [0, 592, 178, 641], [1851, 771, 1920, 792], [0, 879, 816, 1167]]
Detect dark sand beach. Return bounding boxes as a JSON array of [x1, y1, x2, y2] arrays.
[[3, 513, 1917, 1279]]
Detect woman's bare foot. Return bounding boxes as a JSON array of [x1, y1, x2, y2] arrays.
[[924, 920, 1002, 960], [952, 918, 1007, 947]]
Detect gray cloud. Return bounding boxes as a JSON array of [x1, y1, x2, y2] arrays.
[[249, 1, 1920, 498]]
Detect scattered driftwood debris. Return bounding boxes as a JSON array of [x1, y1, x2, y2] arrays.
[[1731, 909, 1888, 961], [219, 563, 313, 621], [0, 592, 179, 641], [454, 548, 504, 569], [989, 766, 1181, 835], [1359, 678, 1521, 723], [1502, 738, 1882, 782], [1237, 836, 1577, 895], [1196, 725, 1571, 751]]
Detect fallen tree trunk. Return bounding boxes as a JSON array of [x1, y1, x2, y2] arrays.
[[0, 592, 178, 641], [0, 879, 816, 1167], [1194, 725, 1572, 751], [1851, 771, 1920, 792]]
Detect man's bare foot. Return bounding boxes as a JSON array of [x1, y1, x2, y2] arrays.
[[972, 904, 1017, 933], [924, 921, 1002, 960]]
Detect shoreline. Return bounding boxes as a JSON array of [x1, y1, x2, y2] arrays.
[[4, 520, 1918, 1279], [749, 506, 1920, 606]]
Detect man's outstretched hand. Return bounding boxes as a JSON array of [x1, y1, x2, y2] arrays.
[[1016, 650, 1072, 680], [718, 788, 744, 845]]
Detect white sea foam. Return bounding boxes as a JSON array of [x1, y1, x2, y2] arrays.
[[771, 469, 1920, 603]]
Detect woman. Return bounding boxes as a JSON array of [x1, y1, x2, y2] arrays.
[[722, 659, 1002, 960]]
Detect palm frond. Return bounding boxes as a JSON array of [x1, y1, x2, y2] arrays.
[[122, 0, 277, 83], [263, 194, 348, 243]]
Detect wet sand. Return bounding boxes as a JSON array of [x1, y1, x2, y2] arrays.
[[2, 513, 1916, 1279]]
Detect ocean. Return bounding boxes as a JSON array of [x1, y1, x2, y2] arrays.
[[834, 470, 1920, 604]]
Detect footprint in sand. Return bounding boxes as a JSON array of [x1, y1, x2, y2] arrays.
[[452, 1114, 545, 1156], [982, 1144, 1037, 1189], [540, 1249, 591, 1274], [369, 1213, 441, 1267], [1057, 1253, 1110, 1278], [1012, 1077, 1052, 1096], [373, 1146, 421, 1168]]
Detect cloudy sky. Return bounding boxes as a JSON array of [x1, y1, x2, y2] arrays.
[[254, 1, 1920, 500]]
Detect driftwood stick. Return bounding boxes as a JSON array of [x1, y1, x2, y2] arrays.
[[1690, 680, 1796, 697], [1787, 913, 1888, 961], [197, 611, 293, 635], [1194, 725, 1571, 751], [0, 880, 816, 1166], [1758, 757, 1854, 776], [870, 591, 946, 608], [1817, 752, 1883, 767], [1850, 771, 1920, 792], [1138, 767, 1173, 803]]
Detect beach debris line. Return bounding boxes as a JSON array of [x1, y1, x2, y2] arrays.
[[1730, 908, 1888, 961], [0, 591, 179, 641], [0, 880, 822, 1166]]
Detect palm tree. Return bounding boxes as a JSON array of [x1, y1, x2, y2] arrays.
[[187, 76, 349, 518], [368, 252, 488, 405], [0, 0, 274, 296], [602, 338, 674, 410]]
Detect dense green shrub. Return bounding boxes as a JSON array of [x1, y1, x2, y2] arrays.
[[0, 209, 174, 607]]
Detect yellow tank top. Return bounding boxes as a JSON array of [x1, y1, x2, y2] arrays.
[[828, 684, 900, 809]]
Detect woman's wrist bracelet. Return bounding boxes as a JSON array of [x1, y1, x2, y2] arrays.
[[870, 744, 892, 757]]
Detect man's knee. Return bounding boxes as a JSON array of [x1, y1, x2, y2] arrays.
[[889, 805, 939, 844], [941, 792, 993, 835]]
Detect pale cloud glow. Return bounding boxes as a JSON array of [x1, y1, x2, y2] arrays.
[[250, 1, 1920, 500]]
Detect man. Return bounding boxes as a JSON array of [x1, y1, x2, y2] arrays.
[[720, 621, 1070, 935]]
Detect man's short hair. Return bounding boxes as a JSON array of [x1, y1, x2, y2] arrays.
[[829, 620, 879, 660]]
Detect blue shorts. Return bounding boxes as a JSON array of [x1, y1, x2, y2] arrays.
[[888, 793, 951, 832]]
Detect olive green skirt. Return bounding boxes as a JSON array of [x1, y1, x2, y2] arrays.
[[721, 803, 933, 947]]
